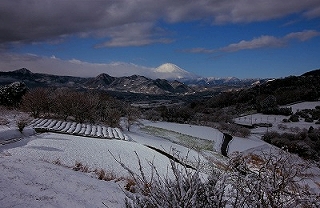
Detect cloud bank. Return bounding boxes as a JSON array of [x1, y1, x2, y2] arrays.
[[0, 53, 155, 78], [1, 0, 320, 47]]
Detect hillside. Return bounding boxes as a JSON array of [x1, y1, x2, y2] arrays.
[[203, 69, 320, 111]]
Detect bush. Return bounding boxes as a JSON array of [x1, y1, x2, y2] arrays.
[[120, 150, 318, 208], [0, 82, 27, 107], [0, 117, 9, 125], [289, 114, 299, 122], [305, 117, 314, 123], [262, 131, 280, 143], [308, 133, 319, 141], [295, 131, 307, 140], [16, 117, 29, 132], [282, 118, 289, 122]]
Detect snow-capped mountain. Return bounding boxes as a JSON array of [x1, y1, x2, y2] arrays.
[[151, 63, 263, 87], [152, 63, 200, 80]]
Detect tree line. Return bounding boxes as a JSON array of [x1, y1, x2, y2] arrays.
[[20, 87, 140, 129]]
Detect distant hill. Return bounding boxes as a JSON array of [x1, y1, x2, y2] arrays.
[[0, 68, 194, 95], [0, 68, 87, 89]]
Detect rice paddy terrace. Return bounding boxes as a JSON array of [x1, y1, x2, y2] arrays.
[[29, 118, 131, 141]]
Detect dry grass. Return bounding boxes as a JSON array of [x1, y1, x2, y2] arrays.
[[124, 178, 136, 193], [73, 161, 89, 172], [0, 117, 9, 125], [52, 158, 62, 166], [245, 153, 265, 167]]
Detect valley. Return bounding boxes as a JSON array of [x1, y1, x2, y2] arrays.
[[1, 68, 320, 207]]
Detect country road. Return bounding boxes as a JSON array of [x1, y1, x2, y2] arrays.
[[221, 133, 232, 157]]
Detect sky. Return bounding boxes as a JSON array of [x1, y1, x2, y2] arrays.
[[0, 0, 320, 79]]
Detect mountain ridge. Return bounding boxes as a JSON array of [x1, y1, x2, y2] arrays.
[[0, 68, 195, 95]]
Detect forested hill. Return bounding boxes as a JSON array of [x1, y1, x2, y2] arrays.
[[204, 69, 320, 110]]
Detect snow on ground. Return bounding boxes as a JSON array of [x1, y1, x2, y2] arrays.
[[235, 113, 320, 135], [0, 152, 126, 208], [129, 128, 206, 166], [0, 128, 174, 207], [282, 101, 320, 113], [141, 120, 223, 142], [0, 127, 35, 144], [139, 120, 225, 153], [3, 133, 172, 179], [140, 120, 268, 157], [232, 101, 320, 154], [227, 136, 271, 155], [2, 106, 319, 207]]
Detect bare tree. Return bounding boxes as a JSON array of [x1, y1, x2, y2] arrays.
[[52, 88, 75, 120], [124, 106, 140, 131], [21, 88, 52, 117]]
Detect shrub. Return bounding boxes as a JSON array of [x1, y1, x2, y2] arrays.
[[120, 150, 318, 208], [295, 131, 307, 140], [94, 168, 117, 181], [262, 131, 280, 143], [52, 158, 62, 166], [289, 114, 299, 122], [282, 118, 289, 122], [16, 117, 29, 132], [305, 117, 314, 123], [0, 117, 9, 125], [277, 123, 287, 130], [308, 133, 319, 141], [73, 161, 89, 172]]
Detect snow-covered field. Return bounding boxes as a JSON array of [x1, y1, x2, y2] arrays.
[[1, 104, 320, 207], [0, 153, 126, 208], [283, 101, 320, 113], [234, 101, 320, 134]]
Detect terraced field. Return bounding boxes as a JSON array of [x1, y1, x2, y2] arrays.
[[29, 118, 131, 141]]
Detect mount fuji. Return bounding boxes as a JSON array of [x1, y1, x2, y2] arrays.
[[151, 63, 200, 80]]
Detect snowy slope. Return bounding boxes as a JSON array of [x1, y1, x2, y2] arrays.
[[0, 153, 126, 208]]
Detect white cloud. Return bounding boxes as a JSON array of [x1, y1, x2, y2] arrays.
[[221, 36, 285, 52], [182, 48, 216, 54], [185, 30, 320, 53], [284, 30, 320, 41]]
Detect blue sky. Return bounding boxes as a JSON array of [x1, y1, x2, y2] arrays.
[[0, 0, 320, 79]]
